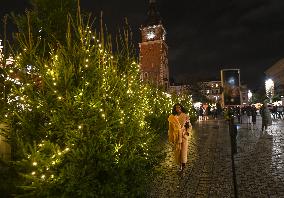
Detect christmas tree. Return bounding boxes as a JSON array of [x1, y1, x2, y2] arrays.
[[1, 3, 195, 197]]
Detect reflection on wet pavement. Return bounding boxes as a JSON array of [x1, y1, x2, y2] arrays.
[[148, 115, 284, 197], [235, 116, 284, 197], [148, 120, 234, 197]]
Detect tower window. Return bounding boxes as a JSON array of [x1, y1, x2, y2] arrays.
[[144, 72, 148, 78]]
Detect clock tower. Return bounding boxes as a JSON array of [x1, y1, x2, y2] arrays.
[[139, 0, 169, 90]]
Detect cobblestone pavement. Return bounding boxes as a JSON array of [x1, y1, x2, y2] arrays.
[[148, 119, 235, 198], [235, 115, 284, 197], [149, 116, 284, 198]]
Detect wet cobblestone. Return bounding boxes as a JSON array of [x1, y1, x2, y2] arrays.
[[235, 115, 284, 197], [148, 119, 234, 198], [148, 115, 284, 197]]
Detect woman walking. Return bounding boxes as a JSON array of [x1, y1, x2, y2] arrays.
[[168, 103, 192, 171]]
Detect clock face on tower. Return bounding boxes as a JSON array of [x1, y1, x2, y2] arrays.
[[146, 29, 156, 40]]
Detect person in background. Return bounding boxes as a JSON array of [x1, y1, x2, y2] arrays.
[[235, 106, 242, 124], [251, 105, 257, 125], [168, 103, 192, 171], [277, 105, 283, 119], [204, 104, 209, 120], [246, 105, 252, 125], [260, 103, 272, 132], [272, 105, 277, 119], [198, 104, 204, 121], [212, 106, 218, 119]]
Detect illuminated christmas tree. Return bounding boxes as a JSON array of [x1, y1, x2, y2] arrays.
[[1, 2, 195, 197]]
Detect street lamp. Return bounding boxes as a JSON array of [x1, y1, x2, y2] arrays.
[[265, 79, 274, 103], [248, 90, 252, 103]]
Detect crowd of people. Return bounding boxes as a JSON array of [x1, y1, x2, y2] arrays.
[[197, 103, 222, 121], [226, 104, 273, 131], [167, 102, 282, 172], [269, 105, 284, 119], [195, 102, 284, 123]]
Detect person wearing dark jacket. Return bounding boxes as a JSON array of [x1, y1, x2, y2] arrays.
[[260, 103, 272, 132], [251, 105, 257, 124]]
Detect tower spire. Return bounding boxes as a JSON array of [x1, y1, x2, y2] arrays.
[[143, 0, 161, 26], [139, 0, 169, 90]]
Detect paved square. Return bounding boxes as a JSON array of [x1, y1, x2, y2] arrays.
[[148, 116, 284, 198]]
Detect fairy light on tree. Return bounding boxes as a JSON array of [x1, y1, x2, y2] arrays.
[[5, 55, 14, 66], [1, 5, 195, 198]]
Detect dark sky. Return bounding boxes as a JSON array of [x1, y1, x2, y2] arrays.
[[1, 0, 284, 90]]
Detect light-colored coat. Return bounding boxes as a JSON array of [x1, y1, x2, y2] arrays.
[[260, 106, 272, 126], [168, 113, 192, 164]]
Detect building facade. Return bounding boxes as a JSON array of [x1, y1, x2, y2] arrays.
[[265, 58, 284, 95], [139, 0, 169, 90], [169, 84, 190, 95], [199, 81, 222, 102], [240, 84, 249, 105]]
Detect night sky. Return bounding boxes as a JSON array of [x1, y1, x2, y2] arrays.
[[1, 0, 284, 90]]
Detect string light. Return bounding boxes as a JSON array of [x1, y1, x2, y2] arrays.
[[2, 24, 195, 192]]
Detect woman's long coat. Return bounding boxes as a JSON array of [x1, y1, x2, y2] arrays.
[[168, 113, 192, 164]]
